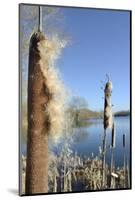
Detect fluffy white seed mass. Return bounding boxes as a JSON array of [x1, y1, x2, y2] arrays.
[[37, 35, 68, 140]]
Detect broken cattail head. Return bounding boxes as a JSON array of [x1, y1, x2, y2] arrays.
[[29, 31, 45, 50], [111, 172, 118, 178], [104, 81, 112, 96], [104, 79, 113, 130]]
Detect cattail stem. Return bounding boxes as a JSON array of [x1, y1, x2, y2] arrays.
[[123, 134, 126, 188], [53, 174, 57, 193], [60, 169, 63, 192], [68, 172, 72, 191], [63, 157, 67, 191], [38, 6, 42, 31], [110, 123, 116, 188], [110, 148, 115, 188], [127, 160, 130, 188], [102, 129, 107, 188]]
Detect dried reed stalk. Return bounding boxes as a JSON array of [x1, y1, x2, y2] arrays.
[[102, 129, 107, 188], [127, 160, 130, 188], [110, 123, 116, 188], [123, 134, 126, 188], [53, 174, 57, 193], [68, 172, 72, 191]]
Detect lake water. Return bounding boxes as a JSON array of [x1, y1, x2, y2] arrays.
[[70, 116, 130, 167], [50, 116, 130, 168], [22, 116, 130, 168]]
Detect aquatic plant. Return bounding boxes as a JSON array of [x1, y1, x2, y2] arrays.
[[102, 75, 113, 188], [25, 6, 67, 194], [110, 122, 116, 188]]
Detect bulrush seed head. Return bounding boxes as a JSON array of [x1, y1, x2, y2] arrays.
[[104, 80, 113, 130]]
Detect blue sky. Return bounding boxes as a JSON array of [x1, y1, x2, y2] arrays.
[[57, 8, 130, 112]]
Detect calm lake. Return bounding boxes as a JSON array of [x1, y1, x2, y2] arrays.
[[50, 116, 130, 168], [22, 116, 130, 168], [73, 116, 130, 167]]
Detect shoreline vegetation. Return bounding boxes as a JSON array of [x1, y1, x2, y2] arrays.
[[114, 111, 130, 117], [22, 151, 130, 194], [21, 112, 130, 194]]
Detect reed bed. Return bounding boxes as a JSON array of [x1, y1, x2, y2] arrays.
[[22, 147, 130, 194]]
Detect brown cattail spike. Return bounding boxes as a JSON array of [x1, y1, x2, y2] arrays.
[[25, 31, 48, 194], [111, 123, 116, 148], [104, 80, 113, 130], [123, 134, 126, 148], [25, 27, 67, 193]]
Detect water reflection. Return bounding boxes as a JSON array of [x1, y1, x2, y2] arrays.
[[22, 116, 130, 168], [71, 116, 130, 167]]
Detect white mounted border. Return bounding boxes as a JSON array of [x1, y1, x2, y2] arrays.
[[0, 1, 134, 200]]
